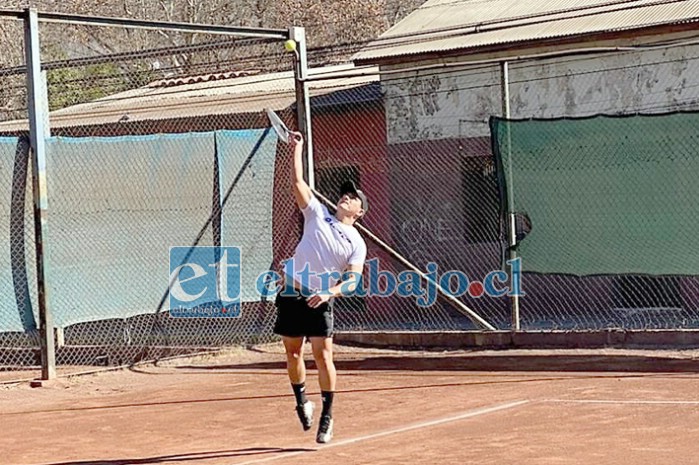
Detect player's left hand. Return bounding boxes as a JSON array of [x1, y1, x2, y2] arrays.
[[289, 131, 303, 147], [307, 292, 331, 308]]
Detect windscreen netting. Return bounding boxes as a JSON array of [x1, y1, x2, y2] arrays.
[[0, 129, 280, 370], [491, 112, 699, 276]]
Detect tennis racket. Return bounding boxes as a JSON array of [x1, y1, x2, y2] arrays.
[[265, 108, 294, 144]]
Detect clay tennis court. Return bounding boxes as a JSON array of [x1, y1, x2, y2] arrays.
[[1, 344, 698, 465]]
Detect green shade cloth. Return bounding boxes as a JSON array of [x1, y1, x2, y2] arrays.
[[36, 129, 277, 329], [0, 137, 37, 332], [216, 129, 276, 302], [491, 113, 699, 276]]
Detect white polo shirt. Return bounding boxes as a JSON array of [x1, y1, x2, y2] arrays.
[[286, 196, 367, 293]]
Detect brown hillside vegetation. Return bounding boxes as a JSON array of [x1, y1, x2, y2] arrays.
[[0, 0, 423, 119]]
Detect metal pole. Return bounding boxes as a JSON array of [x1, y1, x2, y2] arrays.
[[35, 11, 288, 39], [501, 61, 521, 331], [290, 27, 315, 189], [312, 190, 496, 331], [24, 8, 55, 379]]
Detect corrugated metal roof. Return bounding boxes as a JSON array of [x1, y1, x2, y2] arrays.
[[0, 64, 378, 132], [353, 0, 699, 63]]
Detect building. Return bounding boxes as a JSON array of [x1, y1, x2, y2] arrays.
[[351, 0, 699, 329]]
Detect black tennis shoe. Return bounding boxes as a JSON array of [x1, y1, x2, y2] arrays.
[[316, 415, 334, 443]]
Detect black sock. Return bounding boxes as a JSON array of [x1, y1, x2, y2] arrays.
[[292, 383, 307, 406], [321, 391, 334, 418]]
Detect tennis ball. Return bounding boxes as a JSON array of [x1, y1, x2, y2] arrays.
[[284, 39, 297, 52]]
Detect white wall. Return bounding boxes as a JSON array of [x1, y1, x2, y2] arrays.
[[382, 44, 699, 144]]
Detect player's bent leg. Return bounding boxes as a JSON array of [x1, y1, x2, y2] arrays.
[[310, 336, 336, 391], [282, 336, 306, 384], [311, 336, 335, 443], [283, 336, 314, 431]]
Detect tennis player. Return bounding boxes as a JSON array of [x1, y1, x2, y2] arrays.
[[274, 131, 368, 444]]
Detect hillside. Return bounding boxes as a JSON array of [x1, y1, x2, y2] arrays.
[[0, 0, 424, 120]]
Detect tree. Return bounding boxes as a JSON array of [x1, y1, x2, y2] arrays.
[[45, 58, 131, 111], [0, 0, 426, 118]]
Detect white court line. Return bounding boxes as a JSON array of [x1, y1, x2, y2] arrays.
[[544, 399, 699, 405], [235, 400, 529, 465]]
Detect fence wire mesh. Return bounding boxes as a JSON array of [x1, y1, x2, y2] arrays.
[[39, 30, 295, 372], [0, 18, 299, 374], [505, 47, 699, 330], [309, 44, 699, 333], [0, 16, 26, 123], [0, 19, 40, 374], [309, 76, 509, 331], [1, 13, 699, 375], [0, 136, 40, 371]]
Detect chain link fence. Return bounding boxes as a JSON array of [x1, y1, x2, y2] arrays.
[[308, 44, 699, 333], [0, 135, 40, 372], [505, 47, 699, 330], [0, 15, 40, 375], [41, 30, 299, 371], [309, 73, 509, 331], [2, 10, 699, 377], [0, 13, 300, 376]]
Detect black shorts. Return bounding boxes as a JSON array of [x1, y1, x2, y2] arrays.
[[273, 293, 334, 338]]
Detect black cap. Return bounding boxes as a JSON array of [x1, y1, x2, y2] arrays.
[[340, 180, 369, 215]]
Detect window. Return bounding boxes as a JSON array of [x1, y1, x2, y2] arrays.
[[461, 156, 500, 243], [316, 164, 360, 203]]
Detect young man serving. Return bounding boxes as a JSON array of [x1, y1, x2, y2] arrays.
[[273, 132, 368, 444]]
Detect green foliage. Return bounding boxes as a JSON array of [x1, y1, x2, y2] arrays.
[[46, 62, 130, 111]]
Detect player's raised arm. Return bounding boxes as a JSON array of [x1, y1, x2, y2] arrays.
[[289, 132, 311, 210]]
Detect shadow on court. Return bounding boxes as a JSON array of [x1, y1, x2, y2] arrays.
[[175, 354, 699, 373], [42, 447, 315, 465]]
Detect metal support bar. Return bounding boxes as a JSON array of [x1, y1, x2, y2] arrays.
[[0, 37, 269, 77], [313, 189, 497, 331], [501, 60, 521, 331], [24, 8, 55, 380], [0, 9, 23, 18], [36, 11, 288, 39], [291, 27, 315, 189]]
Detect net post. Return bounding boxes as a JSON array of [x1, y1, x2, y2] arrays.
[[290, 26, 315, 189], [24, 7, 56, 379], [501, 60, 521, 331]]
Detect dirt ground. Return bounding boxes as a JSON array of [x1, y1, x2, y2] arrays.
[[1, 344, 699, 465]]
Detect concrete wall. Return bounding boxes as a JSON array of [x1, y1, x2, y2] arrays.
[[382, 44, 699, 143]]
